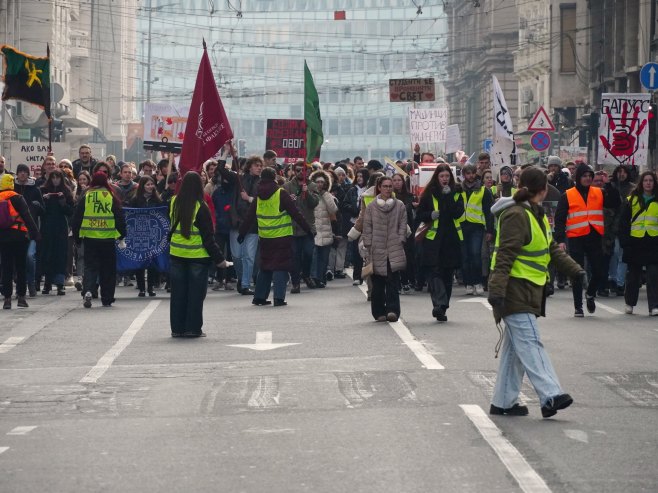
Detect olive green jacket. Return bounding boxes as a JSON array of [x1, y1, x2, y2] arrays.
[[488, 201, 582, 319]]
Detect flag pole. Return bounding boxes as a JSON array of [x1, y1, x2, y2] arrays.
[[47, 44, 52, 153]]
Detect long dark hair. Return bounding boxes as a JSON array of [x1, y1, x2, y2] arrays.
[[513, 167, 547, 202], [135, 176, 161, 204], [629, 171, 658, 203], [42, 169, 73, 202], [421, 164, 455, 201], [172, 172, 206, 238]]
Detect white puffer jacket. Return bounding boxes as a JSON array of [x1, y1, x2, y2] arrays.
[[311, 170, 338, 246]]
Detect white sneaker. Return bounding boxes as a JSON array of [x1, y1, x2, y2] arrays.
[[474, 284, 484, 296], [625, 305, 633, 314], [650, 308, 658, 316], [465, 285, 474, 295]]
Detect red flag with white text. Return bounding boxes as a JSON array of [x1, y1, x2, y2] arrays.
[[178, 41, 233, 176]]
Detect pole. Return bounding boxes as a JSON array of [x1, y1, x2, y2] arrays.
[[146, 0, 153, 104], [47, 44, 52, 153]]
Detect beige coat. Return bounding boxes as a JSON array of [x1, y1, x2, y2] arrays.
[[362, 196, 407, 276], [314, 191, 338, 246]]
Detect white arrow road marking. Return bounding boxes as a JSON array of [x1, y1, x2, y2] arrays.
[[0, 337, 25, 354], [564, 429, 589, 443], [460, 405, 552, 493], [458, 298, 492, 310], [227, 331, 301, 351], [80, 301, 160, 383], [7, 426, 37, 436], [0, 447, 8, 455], [595, 302, 623, 315]]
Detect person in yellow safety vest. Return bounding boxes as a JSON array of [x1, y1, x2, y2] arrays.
[[618, 171, 658, 315], [238, 167, 312, 307], [72, 170, 126, 308], [416, 164, 465, 322], [459, 163, 494, 296], [0, 173, 40, 310], [488, 167, 584, 419], [168, 172, 228, 338], [553, 164, 621, 317]]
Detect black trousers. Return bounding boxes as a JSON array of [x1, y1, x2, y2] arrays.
[[82, 239, 116, 304], [136, 267, 157, 292], [0, 240, 29, 298], [350, 240, 363, 281], [568, 234, 605, 309], [625, 263, 658, 310], [370, 263, 401, 319], [429, 267, 454, 314]]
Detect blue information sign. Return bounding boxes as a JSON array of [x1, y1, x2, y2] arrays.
[[640, 62, 658, 91], [483, 139, 493, 153], [395, 150, 405, 160]]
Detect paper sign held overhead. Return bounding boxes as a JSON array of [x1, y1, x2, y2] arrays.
[[527, 106, 555, 132]]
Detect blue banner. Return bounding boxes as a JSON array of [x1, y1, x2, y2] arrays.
[[116, 206, 170, 272]]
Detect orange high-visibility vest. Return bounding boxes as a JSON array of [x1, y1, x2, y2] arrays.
[[565, 186, 604, 237], [0, 190, 27, 233]]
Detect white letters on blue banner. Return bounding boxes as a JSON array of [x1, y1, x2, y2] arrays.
[[116, 206, 170, 272]]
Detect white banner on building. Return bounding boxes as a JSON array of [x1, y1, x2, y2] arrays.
[[597, 93, 650, 167], [445, 124, 462, 154], [491, 75, 515, 169], [408, 107, 448, 145], [143, 102, 190, 147]]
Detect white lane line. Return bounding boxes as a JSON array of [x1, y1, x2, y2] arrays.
[[0, 447, 8, 455], [357, 278, 444, 370], [460, 405, 552, 493], [7, 426, 37, 436], [596, 302, 623, 315], [80, 301, 160, 384], [0, 337, 25, 354]]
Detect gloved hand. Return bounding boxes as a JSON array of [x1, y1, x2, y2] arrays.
[[442, 185, 451, 195], [217, 260, 233, 269], [431, 210, 440, 220], [118, 239, 127, 249], [237, 235, 245, 244]]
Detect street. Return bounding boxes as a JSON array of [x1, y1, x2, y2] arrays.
[[0, 275, 657, 493]]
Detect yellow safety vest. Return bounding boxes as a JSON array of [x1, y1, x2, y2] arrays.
[[425, 194, 463, 241], [629, 195, 658, 238], [462, 187, 486, 225], [79, 188, 119, 239], [169, 197, 209, 259], [491, 208, 551, 286], [257, 189, 293, 239], [362, 195, 375, 209]]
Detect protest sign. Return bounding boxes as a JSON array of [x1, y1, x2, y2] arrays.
[[143, 102, 190, 152], [445, 124, 462, 154], [7, 142, 106, 175], [116, 206, 170, 273], [408, 107, 448, 144], [389, 78, 435, 102], [598, 93, 650, 167]]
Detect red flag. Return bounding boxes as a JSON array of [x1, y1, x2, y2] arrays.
[[179, 40, 233, 177]]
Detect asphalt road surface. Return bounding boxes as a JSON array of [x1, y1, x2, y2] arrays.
[[0, 274, 656, 492]]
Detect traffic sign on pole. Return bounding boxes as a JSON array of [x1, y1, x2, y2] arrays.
[[640, 62, 658, 91], [395, 150, 406, 160], [528, 106, 555, 132], [530, 131, 551, 152]]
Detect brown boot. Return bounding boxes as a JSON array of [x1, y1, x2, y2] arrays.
[[17, 296, 28, 308], [3, 297, 11, 309]]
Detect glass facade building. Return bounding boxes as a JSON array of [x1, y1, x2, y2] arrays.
[[140, 0, 446, 162]]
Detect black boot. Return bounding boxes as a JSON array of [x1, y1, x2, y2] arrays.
[[42, 283, 52, 295], [57, 285, 66, 295]]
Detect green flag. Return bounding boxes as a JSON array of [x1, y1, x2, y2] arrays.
[[1, 45, 51, 118], [304, 60, 323, 163]]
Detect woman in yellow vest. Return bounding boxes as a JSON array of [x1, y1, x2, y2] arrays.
[[72, 171, 126, 308], [618, 171, 658, 315], [417, 164, 464, 322], [169, 172, 228, 337], [238, 167, 312, 306], [488, 167, 584, 418], [0, 174, 40, 309]]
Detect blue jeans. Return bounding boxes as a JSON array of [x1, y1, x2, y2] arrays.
[[314, 244, 331, 281], [254, 270, 289, 301], [169, 257, 209, 335], [461, 224, 484, 286], [291, 235, 315, 285], [608, 238, 627, 287], [492, 313, 564, 408], [25, 240, 36, 287], [229, 230, 258, 288]]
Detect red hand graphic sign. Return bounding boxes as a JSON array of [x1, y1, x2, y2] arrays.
[[598, 93, 651, 167]]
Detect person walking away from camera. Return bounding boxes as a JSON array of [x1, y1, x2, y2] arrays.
[[283, 161, 320, 292], [618, 171, 658, 316], [0, 174, 40, 309], [40, 170, 75, 295], [238, 167, 312, 306], [606, 164, 635, 296], [417, 164, 464, 322], [169, 172, 228, 337], [72, 171, 126, 308], [329, 166, 351, 279], [553, 164, 620, 317], [310, 169, 338, 288], [211, 161, 238, 291], [130, 176, 163, 297], [231, 156, 263, 295], [488, 167, 584, 418], [362, 176, 407, 322], [14, 164, 44, 297], [460, 164, 494, 295]]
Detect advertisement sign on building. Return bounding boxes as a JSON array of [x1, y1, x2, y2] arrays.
[[265, 119, 314, 161]]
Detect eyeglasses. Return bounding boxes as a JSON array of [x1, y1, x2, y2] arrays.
[[380, 184, 393, 188]]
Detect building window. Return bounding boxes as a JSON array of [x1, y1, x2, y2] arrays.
[[367, 118, 377, 135], [379, 118, 389, 135], [354, 118, 364, 135], [340, 119, 351, 135], [290, 105, 302, 118], [560, 4, 577, 73]]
